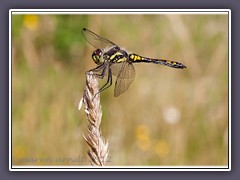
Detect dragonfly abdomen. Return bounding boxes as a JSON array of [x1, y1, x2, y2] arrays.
[[150, 59, 186, 69], [129, 53, 186, 69]]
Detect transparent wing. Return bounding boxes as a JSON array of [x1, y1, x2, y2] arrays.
[[82, 28, 116, 50], [114, 62, 135, 97], [110, 63, 125, 77]]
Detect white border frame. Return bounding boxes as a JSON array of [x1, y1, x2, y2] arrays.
[[9, 9, 231, 171]]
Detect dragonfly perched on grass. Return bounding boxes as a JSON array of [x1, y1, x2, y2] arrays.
[[82, 28, 187, 97]]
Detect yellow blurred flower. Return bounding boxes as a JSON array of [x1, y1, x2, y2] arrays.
[[23, 15, 39, 31], [14, 144, 27, 159], [154, 139, 170, 157], [135, 125, 151, 151]]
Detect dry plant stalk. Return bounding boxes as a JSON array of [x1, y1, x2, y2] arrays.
[[82, 72, 109, 166]]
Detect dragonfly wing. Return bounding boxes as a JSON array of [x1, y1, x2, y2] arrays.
[[110, 63, 125, 77], [82, 28, 116, 50], [114, 62, 135, 97]]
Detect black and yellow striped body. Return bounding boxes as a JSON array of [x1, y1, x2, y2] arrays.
[[102, 48, 186, 69], [103, 46, 128, 63], [128, 53, 186, 69]]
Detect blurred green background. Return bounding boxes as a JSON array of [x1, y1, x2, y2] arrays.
[[12, 14, 228, 166]]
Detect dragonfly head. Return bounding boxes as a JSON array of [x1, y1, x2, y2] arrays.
[[92, 49, 104, 65]]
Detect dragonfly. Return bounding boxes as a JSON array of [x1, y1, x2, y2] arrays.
[[82, 28, 187, 97]]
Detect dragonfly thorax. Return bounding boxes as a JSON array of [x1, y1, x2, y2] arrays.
[[92, 49, 104, 64]]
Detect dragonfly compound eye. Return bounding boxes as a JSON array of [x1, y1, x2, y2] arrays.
[[92, 49, 103, 64]]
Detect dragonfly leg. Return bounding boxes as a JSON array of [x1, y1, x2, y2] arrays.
[[86, 63, 113, 99], [86, 63, 107, 79], [98, 68, 112, 93], [92, 67, 113, 99]]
